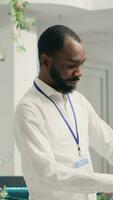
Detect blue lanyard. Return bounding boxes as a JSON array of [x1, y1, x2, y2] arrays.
[[33, 81, 81, 153]]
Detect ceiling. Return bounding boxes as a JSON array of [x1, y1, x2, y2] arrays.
[[26, 3, 113, 43], [2, 0, 113, 10], [0, 2, 113, 43]]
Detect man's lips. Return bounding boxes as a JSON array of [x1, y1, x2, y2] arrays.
[[64, 76, 80, 86], [66, 76, 80, 83]]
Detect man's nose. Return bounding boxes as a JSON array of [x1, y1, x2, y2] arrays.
[[72, 67, 82, 77]]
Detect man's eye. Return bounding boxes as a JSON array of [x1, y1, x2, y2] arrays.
[[67, 64, 78, 69], [67, 65, 74, 68]]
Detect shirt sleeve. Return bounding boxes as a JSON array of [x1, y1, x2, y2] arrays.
[[86, 99, 113, 165], [14, 102, 113, 194]]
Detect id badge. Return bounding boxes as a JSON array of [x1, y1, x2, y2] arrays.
[[74, 157, 89, 168]]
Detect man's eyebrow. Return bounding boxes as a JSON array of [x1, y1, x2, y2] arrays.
[[68, 57, 87, 64]]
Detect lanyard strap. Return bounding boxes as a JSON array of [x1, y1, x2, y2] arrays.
[[33, 81, 79, 146], [67, 94, 79, 145]]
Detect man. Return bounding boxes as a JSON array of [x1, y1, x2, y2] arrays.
[[14, 25, 113, 200]]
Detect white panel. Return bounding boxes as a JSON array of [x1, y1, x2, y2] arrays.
[[77, 65, 110, 173]]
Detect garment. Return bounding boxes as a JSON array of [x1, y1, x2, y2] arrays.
[[14, 76, 113, 200]]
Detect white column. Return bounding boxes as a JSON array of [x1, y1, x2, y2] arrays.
[[0, 12, 14, 175]]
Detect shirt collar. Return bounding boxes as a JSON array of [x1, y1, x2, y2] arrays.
[[34, 76, 68, 102]]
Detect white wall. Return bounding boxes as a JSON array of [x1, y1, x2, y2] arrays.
[[0, 7, 38, 175], [14, 29, 38, 106], [0, 12, 14, 175], [84, 41, 113, 116]]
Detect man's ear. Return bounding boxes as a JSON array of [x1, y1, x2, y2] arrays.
[[40, 54, 52, 69]]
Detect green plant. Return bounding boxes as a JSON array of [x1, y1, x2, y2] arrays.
[[0, 0, 36, 60], [97, 193, 107, 200], [97, 193, 113, 200], [9, 0, 36, 52], [0, 186, 9, 200], [9, 0, 36, 31], [0, 185, 27, 200]]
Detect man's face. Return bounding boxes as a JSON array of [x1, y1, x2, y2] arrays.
[[49, 63, 80, 94], [49, 37, 87, 94]]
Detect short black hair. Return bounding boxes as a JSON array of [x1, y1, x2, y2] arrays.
[[38, 25, 82, 60]]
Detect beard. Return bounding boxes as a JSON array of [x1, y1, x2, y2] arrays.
[[49, 66, 80, 94]]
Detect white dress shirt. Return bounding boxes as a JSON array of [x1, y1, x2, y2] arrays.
[[14, 77, 113, 200]]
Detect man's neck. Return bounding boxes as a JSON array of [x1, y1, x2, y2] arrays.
[[38, 73, 59, 92]]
